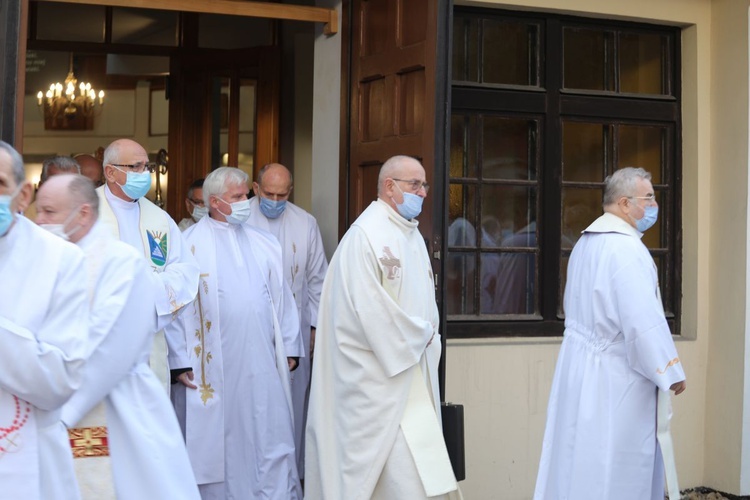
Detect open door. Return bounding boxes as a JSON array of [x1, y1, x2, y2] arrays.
[[343, 0, 451, 394], [167, 47, 280, 221]]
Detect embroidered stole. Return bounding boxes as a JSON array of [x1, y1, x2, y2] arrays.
[[97, 189, 170, 392]]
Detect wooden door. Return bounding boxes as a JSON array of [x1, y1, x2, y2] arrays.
[[167, 47, 280, 221], [343, 0, 448, 241]]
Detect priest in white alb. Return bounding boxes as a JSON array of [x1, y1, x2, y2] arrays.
[[247, 162, 328, 479], [305, 155, 460, 500], [0, 141, 88, 500], [534, 167, 687, 500], [172, 166, 303, 499], [97, 139, 199, 392], [36, 174, 201, 500]]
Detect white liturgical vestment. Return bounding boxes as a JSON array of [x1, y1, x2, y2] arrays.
[[246, 197, 328, 477], [175, 216, 303, 499], [60, 222, 200, 500], [305, 200, 459, 500], [96, 185, 199, 391], [534, 212, 686, 500], [0, 216, 88, 500]]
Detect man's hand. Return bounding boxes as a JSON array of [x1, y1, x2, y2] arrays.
[[670, 380, 686, 395], [178, 370, 197, 389], [310, 327, 316, 361], [287, 357, 299, 371]]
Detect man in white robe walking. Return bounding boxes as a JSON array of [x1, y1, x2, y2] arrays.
[[247, 162, 328, 480], [173, 166, 304, 499], [305, 155, 460, 500], [36, 174, 201, 500], [97, 139, 199, 392], [534, 167, 687, 500], [0, 141, 88, 500]]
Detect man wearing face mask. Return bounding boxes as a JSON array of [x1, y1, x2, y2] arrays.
[[246, 163, 328, 481], [97, 139, 199, 393], [171, 167, 303, 499], [0, 141, 88, 500], [306, 155, 460, 500], [534, 167, 686, 500], [178, 178, 206, 231], [36, 174, 201, 500]]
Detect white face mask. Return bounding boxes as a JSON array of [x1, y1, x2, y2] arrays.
[[40, 205, 82, 241], [217, 198, 251, 225], [191, 204, 208, 222]]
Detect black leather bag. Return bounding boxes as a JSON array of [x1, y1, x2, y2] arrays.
[[441, 402, 465, 481]]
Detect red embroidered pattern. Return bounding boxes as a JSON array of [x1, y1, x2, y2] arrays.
[[0, 396, 32, 453]]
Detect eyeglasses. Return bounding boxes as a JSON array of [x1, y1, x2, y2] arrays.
[[392, 178, 430, 194], [188, 198, 205, 207], [110, 162, 156, 174], [628, 194, 656, 202]]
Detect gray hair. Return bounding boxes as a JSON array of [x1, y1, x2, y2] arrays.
[[187, 178, 204, 199], [257, 163, 293, 186], [203, 167, 249, 205], [67, 175, 99, 217], [41, 156, 80, 183], [603, 167, 652, 207], [0, 141, 25, 186], [102, 141, 125, 166], [377, 155, 419, 195]]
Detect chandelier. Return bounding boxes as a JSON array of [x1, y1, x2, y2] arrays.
[[37, 53, 104, 122]]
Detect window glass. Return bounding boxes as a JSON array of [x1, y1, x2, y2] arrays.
[[482, 20, 539, 86], [483, 117, 537, 181], [562, 121, 606, 182], [37, 4, 105, 43], [450, 115, 479, 178], [618, 125, 664, 183], [619, 32, 664, 95], [563, 28, 613, 91]]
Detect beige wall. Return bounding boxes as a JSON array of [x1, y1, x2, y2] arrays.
[[447, 0, 720, 498]]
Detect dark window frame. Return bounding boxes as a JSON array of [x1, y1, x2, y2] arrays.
[[446, 8, 682, 339]]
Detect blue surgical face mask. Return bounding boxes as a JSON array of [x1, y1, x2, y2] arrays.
[[0, 184, 22, 238], [391, 183, 424, 220], [635, 205, 658, 232], [114, 166, 152, 200], [259, 197, 287, 219]]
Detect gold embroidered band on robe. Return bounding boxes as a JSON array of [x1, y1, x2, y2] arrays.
[[69, 426, 109, 458]]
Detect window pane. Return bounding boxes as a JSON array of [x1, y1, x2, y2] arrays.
[[37, 4, 105, 43], [448, 184, 478, 248], [482, 185, 537, 240], [450, 115, 479, 178], [619, 32, 665, 95], [446, 252, 477, 314], [563, 27, 614, 91], [482, 20, 538, 86], [489, 250, 536, 314], [112, 8, 178, 46], [452, 17, 479, 82], [558, 254, 569, 317], [653, 255, 673, 316], [199, 14, 272, 49], [618, 125, 664, 184], [561, 188, 602, 249], [562, 121, 606, 182], [483, 117, 537, 180]]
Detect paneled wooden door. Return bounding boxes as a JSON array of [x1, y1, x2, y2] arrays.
[[343, 0, 451, 394], [167, 47, 280, 222]]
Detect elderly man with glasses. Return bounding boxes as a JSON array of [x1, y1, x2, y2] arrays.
[[98, 139, 199, 393], [306, 155, 460, 500], [534, 167, 686, 500]]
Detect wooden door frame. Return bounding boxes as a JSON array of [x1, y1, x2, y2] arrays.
[[166, 47, 280, 221], [0, 0, 28, 148]]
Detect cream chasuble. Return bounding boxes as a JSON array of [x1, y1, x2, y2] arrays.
[[306, 200, 459, 500], [534, 212, 685, 500], [0, 216, 88, 500], [246, 197, 328, 478], [61, 222, 201, 500], [96, 186, 199, 392], [177, 217, 302, 499]]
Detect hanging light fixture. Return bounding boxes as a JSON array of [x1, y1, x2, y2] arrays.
[[37, 53, 105, 121]]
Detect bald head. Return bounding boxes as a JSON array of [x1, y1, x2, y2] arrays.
[[253, 163, 293, 202], [75, 154, 104, 187], [36, 174, 99, 243]]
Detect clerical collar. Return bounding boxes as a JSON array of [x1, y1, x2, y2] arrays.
[[583, 212, 642, 239], [104, 184, 138, 211]]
